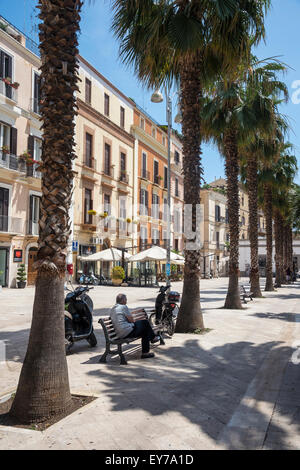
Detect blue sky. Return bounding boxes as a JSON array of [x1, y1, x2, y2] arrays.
[[1, 0, 299, 183]]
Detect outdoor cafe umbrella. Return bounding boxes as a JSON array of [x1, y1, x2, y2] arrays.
[[128, 246, 184, 263], [78, 248, 131, 262]]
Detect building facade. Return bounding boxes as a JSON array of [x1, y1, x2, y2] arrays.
[[73, 56, 136, 277], [0, 17, 42, 288]]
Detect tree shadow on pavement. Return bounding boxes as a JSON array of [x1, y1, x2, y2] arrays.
[[86, 337, 300, 449]]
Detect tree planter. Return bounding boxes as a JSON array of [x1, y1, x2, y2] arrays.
[[112, 279, 123, 286], [17, 281, 26, 289]]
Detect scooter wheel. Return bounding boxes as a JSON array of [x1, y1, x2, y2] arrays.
[[87, 332, 97, 347]]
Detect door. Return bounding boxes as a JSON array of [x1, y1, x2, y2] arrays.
[[27, 247, 38, 286], [0, 187, 9, 232], [0, 248, 8, 287]]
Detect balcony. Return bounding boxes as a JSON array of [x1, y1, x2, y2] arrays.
[[141, 169, 150, 180], [103, 166, 114, 179], [0, 152, 25, 173], [0, 78, 18, 102], [215, 216, 226, 224], [0, 216, 24, 234], [83, 154, 95, 170], [26, 162, 42, 179], [119, 172, 129, 184], [153, 175, 163, 186], [30, 97, 41, 115]]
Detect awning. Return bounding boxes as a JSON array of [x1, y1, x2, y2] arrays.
[[128, 246, 185, 264]]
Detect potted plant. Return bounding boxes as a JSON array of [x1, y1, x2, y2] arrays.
[[87, 209, 97, 216], [19, 151, 38, 166], [126, 218, 132, 224], [1, 145, 9, 155], [16, 264, 27, 289], [112, 266, 125, 286]]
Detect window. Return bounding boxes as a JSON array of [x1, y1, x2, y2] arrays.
[[225, 209, 229, 224], [142, 152, 147, 178], [174, 150, 180, 164], [242, 216, 245, 226], [84, 189, 93, 224], [104, 143, 111, 176], [163, 197, 168, 222], [140, 226, 148, 250], [153, 160, 159, 184], [0, 187, 9, 232], [215, 205, 221, 222], [0, 49, 13, 99], [152, 127, 156, 139], [85, 78, 91, 105], [120, 152, 127, 181], [175, 178, 179, 197], [216, 231, 220, 249], [29, 195, 41, 236], [33, 72, 41, 114], [85, 133, 93, 167], [162, 135, 166, 146], [27, 135, 41, 177], [120, 107, 125, 128], [164, 167, 168, 189], [0, 122, 11, 151], [152, 228, 160, 246], [119, 197, 126, 232], [174, 209, 181, 233], [140, 189, 148, 215], [140, 117, 145, 130], [104, 93, 110, 117], [152, 193, 160, 219]]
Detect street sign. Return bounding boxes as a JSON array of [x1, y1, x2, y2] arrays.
[[166, 263, 171, 277], [72, 241, 78, 253]]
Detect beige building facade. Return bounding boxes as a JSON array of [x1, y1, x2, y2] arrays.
[[0, 17, 42, 287], [73, 56, 136, 278]]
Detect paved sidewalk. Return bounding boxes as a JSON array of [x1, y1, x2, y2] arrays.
[[0, 279, 300, 450]]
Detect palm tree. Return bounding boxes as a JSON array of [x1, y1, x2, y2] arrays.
[[272, 151, 298, 286], [10, 0, 82, 423], [239, 61, 288, 297], [112, 0, 271, 328]]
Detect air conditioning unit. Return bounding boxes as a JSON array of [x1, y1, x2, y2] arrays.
[[90, 237, 102, 245]]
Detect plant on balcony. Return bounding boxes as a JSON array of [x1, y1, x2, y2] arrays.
[[100, 211, 108, 219], [112, 266, 125, 286], [19, 151, 39, 166], [87, 209, 97, 216], [1, 145, 9, 154], [2, 76, 12, 85], [126, 218, 132, 224], [16, 264, 27, 289], [11, 82, 20, 90]]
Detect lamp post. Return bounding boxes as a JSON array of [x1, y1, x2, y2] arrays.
[[151, 89, 173, 287]]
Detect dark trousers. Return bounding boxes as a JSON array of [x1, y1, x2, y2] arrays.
[[125, 319, 156, 353]]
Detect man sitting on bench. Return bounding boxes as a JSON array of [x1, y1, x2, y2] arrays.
[[110, 294, 160, 359]]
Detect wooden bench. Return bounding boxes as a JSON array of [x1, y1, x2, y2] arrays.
[[98, 310, 165, 365], [240, 285, 254, 304]]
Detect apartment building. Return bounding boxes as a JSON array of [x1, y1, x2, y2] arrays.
[[200, 187, 229, 277], [131, 106, 184, 255], [73, 56, 136, 277], [0, 17, 42, 288]]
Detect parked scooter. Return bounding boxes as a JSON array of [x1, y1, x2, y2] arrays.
[[78, 273, 100, 286], [64, 285, 97, 353], [149, 285, 180, 336]]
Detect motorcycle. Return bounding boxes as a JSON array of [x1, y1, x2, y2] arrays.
[[78, 273, 100, 286], [149, 285, 180, 336], [64, 285, 97, 353]]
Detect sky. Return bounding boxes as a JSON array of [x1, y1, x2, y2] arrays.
[[1, 0, 300, 184]]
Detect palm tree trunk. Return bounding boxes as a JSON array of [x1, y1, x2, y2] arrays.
[[10, 0, 82, 423], [274, 211, 282, 287], [246, 153, 262, 297], [224, 128, 242, 309], [264, 184, 274, 291], [175, 52, 204, 333], [279, 215, 285, 284]]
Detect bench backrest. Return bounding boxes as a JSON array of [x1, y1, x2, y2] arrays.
[[99, 311, 148, 342]]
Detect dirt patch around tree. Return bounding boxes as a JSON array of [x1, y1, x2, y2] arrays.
[[0, 394, 96, 431]]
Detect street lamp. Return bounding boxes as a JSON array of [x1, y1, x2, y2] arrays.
[[151, 88, 173, 287]]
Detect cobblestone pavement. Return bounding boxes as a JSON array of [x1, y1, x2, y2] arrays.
[[0, 279, 299, 450]]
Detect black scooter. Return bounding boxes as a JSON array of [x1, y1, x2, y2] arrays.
[[64, 285, 97, 353], [149, 285, 180, 336]]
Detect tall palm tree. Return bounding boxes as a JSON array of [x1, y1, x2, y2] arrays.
[[239, 61, 288, 297], [272, 151, 298, 286], [10, 0, 82, 423], [112, 0, 270, 327]]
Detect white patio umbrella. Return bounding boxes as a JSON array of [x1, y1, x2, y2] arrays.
[[78, 248, 131, 262], [128, 246, 184, 263]]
